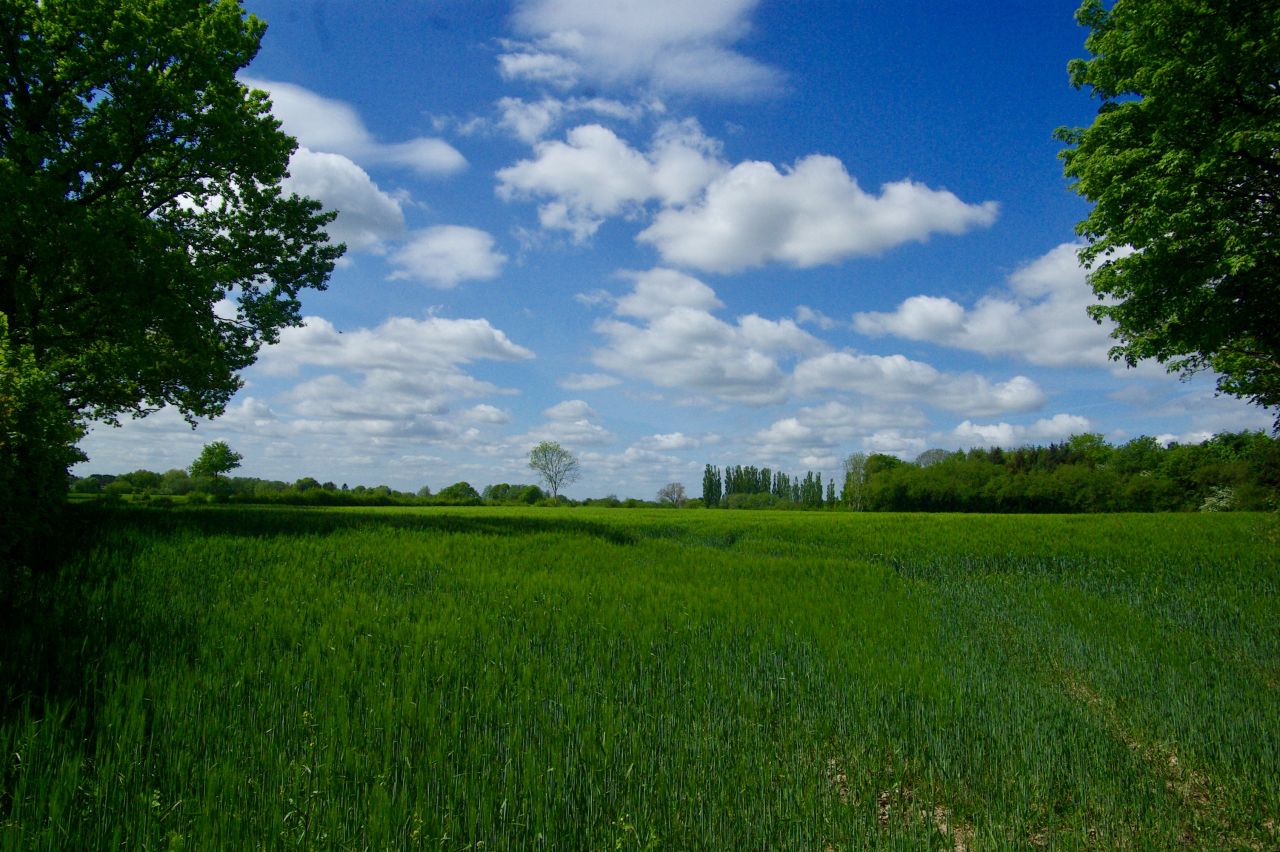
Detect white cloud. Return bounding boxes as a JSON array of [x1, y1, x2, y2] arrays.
[[614, 267, 722, 318], [388, 226, 507, 287], [257, 314, 534, 377], [863, 430, 929, 459], [559, 372, 622, 391], [793, 352, 1045, 417], [795, 305, 841, 330], [496, 121, 725, 241], [496, 95, 653, 143], [748, 402, 929, 466], [244, 78, 466, 176], [591, 269, 825, 406], [544, 399, 597, 420], [524, 398, 616, 446], [854, 243, 1117, 368], [636, 432, 702, 451], [209, 314, 538, 455], [497, 49, 582, 89], [951, 413, 1094, 448], [638, 155, 998, 272], [283, 148, 405, 252], [503, 0, 781, 97]]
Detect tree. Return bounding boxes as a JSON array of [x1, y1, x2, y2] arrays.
[[528, 441, 579, 499], [1056, 0, 1280, 426], [914, 448, 953, 467], [0, 0, 342, 523], [656, 481, 686, 507], [0, 316, 85, 566], [436, 481, 480, 502], [701, 464, 722, 508], [189, 441, 241, 481], [841, 452, 868, 511]]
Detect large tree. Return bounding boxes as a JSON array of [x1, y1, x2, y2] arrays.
[[528, 441, 579, 500], [1, 0, 341, 427], [189, 440, 242, 481], [1056, 0, 1280, 426]]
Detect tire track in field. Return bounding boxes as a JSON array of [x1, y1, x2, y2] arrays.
[[1061, 672, 1278, 850]]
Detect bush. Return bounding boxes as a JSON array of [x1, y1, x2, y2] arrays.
[[725, 492, 783, 510]]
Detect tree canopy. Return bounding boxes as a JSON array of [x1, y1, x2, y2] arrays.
[[528, 441, 579, 500], [1056, 0, 1280, 426], [189, 440, 241, 480], [1, 0, 342, 425], [1, 0, 340, 566]]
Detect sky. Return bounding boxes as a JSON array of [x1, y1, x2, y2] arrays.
[[76, 0, 1274, 498]]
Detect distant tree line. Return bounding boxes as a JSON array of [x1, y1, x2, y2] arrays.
[[701, 464, 835, 510], [68, 466, 571, 509], [70, 430, 1279, 513], [704, 432, 1279, 513]]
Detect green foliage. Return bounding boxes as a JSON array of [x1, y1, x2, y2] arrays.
[[701, 464, 722, 507], [528, 440, 580, 499], [1057, 0, 1280, 425], [1, 507, 1275, 847], [435, 481, 481, 503], [188, 441, 242, 482], [0, 0, 342, 427], [0, 0, 343, 565], [0, 316, 84, 567], [709, 432, 1280, 513]]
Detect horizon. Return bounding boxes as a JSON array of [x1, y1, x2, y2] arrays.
[[74, 0, 1274, 499]]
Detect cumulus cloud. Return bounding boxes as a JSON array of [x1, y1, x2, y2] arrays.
[[854, 243, 1117, 368], [497, 49, 582, 89], [613, 267, 722, 318], [257, 315, 534, 377], [502, 0, 781, 97], [544, 399, 597, 420], [636, 432, 703, 451], [283, 148, 405, 252], [525, 398, 616, 446], [460, 404, 512, 425], [793, 352, 1045, 417], [795, 305, 841, 330], [863, 430, 929, 459], [951, 413, 1094, 448], [638, 155, 998, 272], [496, 95, 653, 143], [222, 314, 537, 454], [590, 268, 825, 405], [244, 78, 466, 176], [496, 121, 725, 240], [748, 402, 928, 465], [387, 226, 507, 287]]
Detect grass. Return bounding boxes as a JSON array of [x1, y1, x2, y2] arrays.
[[1, 506, 1277, 849]]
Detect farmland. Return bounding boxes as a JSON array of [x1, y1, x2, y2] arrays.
[[2, 506, 1277, 849]]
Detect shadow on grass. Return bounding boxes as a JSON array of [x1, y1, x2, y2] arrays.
[[0, 505, 645, 728], [88, 502, 643, 546]]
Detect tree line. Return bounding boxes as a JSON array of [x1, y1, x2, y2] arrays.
[[70, 469, 561, 508], [702, 432, 1279, 513]]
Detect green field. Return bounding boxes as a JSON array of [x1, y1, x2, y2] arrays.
[[2, 507, 1277, 849]]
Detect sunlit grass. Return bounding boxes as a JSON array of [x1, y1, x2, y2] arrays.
[[2, 507, 1276, 848]]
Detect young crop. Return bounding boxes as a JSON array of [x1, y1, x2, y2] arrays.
[[1, 507, 1276, 847]]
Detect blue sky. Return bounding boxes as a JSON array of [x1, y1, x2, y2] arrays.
[[77, 0, 1273, 498]]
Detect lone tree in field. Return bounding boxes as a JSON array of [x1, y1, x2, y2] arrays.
[[528, 441, 579, 500], [189, 441, 242, 482], [1056, 0, 1280, 427], [657, 482, 686, 507], [0, 0, 342, 557]]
